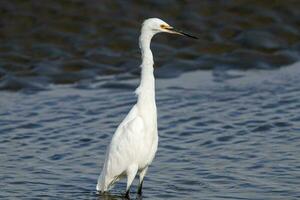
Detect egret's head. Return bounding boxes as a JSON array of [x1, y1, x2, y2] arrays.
[[142, 18, 198, 39]]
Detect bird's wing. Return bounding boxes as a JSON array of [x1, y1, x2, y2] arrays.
[[99, 105, 144, 189]]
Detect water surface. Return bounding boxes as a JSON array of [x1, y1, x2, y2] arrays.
[[1, 62, 300, 199]]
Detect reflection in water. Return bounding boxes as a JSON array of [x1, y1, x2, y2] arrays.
[[96, 192, 122, 200], [95, 191, 143, 200]]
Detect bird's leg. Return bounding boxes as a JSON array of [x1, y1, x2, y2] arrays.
[[125, 165, 138, 199], [137, 167, 148, 196], [137, 180, 143, 195], [125, 189, 130, 199]]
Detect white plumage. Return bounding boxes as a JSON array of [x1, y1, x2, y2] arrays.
[[96, 18, 197, 198]]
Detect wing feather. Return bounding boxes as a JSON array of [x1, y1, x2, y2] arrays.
[[97, 105, 145, 191]]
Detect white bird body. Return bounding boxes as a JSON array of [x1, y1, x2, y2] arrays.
[[97, 104, 158, 191], [96, 18, 197, 196]]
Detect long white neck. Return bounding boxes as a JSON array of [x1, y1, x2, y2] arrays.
[[136, 28, 156, 111]]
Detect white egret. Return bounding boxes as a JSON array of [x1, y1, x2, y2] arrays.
[[96, 18, 198, 198]]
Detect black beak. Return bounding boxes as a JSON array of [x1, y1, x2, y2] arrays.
[[167, 27, 198, 39]]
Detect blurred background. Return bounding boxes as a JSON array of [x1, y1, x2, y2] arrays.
[[0, 1, 300, 200], [1, 0, 300, 90]]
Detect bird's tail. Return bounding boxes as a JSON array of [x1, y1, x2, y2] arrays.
[[96, 149, 112, 192], [96, 172, 106, 192], [96, 170, 118, 192], [96, 175, 104, 192]]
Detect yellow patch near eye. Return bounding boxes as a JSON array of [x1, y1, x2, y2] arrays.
[[160, 24, 167, 29]]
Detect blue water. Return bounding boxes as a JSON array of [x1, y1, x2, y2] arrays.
[[1, 62, 300, 199]]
